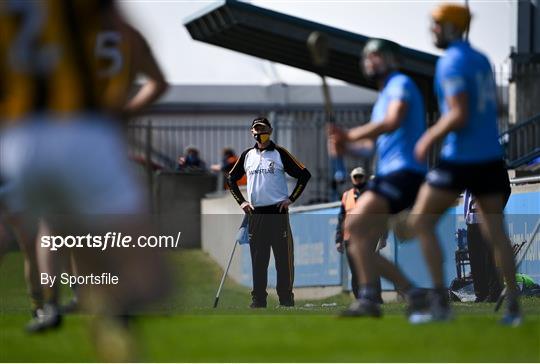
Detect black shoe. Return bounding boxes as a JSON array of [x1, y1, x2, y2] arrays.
[[429, 297, 453, 322], [406, 288, 431, 324], [340, 298, 381, 318], [409, 292, 453, 325], [406, 288, 429, 314], [279, 299, 295, 307], [26, 304, 63, 333], [249, 300, 267, 309], [430, 289, 452, 319]]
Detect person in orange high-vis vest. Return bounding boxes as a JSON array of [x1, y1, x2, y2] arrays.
[[212, 148, 247, 189], [335, 167, 385, 302]]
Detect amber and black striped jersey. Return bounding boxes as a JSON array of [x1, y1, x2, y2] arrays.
[[227, 141, 311, 207], [0, 0, 113, 122], [94, 10, 157, 113]]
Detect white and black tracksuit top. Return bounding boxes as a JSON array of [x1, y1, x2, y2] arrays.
[[227, 141, 311, 207]]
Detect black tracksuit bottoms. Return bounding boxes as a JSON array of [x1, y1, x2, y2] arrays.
[[248, 204, 294, 303], [466, 223, 503, 301]]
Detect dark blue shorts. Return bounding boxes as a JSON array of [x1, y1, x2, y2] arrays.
[[367, 170, 425, 214], [426, 159, 510, 197]]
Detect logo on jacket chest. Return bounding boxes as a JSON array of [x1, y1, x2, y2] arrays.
[[248, 159, 276, 176]]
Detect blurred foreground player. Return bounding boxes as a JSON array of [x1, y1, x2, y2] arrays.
[[404, 4, 521, 325], [31, 0, 169, 329], [0, 0, 113, 331], [227, 117, 311, 308], [0, 0, 170, 355], [328, 39, 428, 318], [0, 210, 42, 318]]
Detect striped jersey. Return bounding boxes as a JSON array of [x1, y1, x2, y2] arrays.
[[0, 0, 145, 122], [0, 0, 106, 121], [227, 141, 311, 207]]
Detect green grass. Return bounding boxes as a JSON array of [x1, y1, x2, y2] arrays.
[[1, 250, 539, 362]]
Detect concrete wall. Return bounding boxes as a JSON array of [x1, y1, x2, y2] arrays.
[[201, 189, 245, 282], [201, 183, 540, 293], [509, 63, 540, 124], [154, 172, 217, 248]]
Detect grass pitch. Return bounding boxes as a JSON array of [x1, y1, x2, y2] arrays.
[[1, 250, 539, 362]]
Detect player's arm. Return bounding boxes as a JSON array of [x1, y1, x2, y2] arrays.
[[328, 86, 408, 156], [346, 139, 376, 158], [226, 150, 248, 206], [427, 93, 468, 138], [415, 57, 469, 161], [415, 93, 468, 161], [347, 100, 408, 141], [124, 31, 168, 115], [277, 147, 311, 203]]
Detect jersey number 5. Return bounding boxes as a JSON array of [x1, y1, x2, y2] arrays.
[[95, 31, 123, 77]]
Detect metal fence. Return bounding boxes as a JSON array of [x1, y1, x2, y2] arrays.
[[127, 105, 538, 206], [127, 107, 376, 205]]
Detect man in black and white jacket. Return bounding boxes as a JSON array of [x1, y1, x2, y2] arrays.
[[227, 117, 311, 308]]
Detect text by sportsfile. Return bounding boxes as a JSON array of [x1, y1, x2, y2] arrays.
[[40, 231, 182, 251]]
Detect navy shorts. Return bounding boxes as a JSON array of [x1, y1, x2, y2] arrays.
[[426, 159, 510, 197], [367, 170, 425, 214]]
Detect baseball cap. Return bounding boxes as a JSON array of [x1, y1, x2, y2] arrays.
[[350, 167, 366, 178], [251, 117, 272, 129]]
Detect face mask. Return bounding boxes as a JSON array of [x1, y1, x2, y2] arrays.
[[254, 133, 270, 143]]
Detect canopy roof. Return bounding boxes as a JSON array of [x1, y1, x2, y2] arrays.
[[184, 0, 439, 111]]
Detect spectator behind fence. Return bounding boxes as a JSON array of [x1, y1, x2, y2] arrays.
[[176, 147, 207, 172], [211, 148, 247, 189]]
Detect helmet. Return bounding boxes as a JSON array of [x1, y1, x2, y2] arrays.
[[362, 38, 401, 60], [431, 3, 471, 33], [361, 38, 401, 77]]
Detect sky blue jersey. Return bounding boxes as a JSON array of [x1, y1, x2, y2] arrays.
[[371, 72, 427, 176], [435, 40, 503, 163]]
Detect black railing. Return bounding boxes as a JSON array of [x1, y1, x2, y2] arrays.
[[128, 111, 539, 206], [500, 113, 540, 169], [126, 108, 373, 205]]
